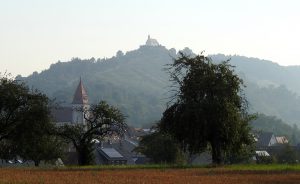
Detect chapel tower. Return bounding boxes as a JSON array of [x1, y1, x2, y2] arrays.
[[72, 78, 89, 124]]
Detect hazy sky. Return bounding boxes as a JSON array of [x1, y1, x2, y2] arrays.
[[1, 0, 300, 76]]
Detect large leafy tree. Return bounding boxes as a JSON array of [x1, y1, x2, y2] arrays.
[[160, 53, 253, 164], [12, 93, 64, 166], [57, 101, 127, 165], [0, 76, 29, 142], [0, 75, 63, 166]]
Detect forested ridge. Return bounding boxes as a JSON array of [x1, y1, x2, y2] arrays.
[[17, 45, 300, 130]]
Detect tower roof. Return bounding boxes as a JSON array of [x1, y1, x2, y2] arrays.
[[72, 78, 89, 104]]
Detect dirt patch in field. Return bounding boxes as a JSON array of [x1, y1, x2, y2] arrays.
[[0, 168, 300, 184]]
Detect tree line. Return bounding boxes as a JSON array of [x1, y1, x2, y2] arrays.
[[0, 75, 127, 166]]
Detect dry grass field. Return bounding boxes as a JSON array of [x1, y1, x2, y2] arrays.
[[1, 167, 300, 184]]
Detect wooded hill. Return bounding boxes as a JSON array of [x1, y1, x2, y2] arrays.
[[17, 45, 300, 129]]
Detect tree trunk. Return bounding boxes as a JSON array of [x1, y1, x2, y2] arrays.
[[77, 150, 88, 165], [77, 144, 94, 165], [34, 160, 40, 167], [211, 139, 223, 165]]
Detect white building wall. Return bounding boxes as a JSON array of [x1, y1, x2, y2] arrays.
[[72, 104, 90, 125], [269, 135, 277, 146]]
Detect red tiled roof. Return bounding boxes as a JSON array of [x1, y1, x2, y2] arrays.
[[72, 79, 88, 104], [276, 136, 289, 144]]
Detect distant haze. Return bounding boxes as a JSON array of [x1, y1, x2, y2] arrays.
[[1, 0, 300, 76]]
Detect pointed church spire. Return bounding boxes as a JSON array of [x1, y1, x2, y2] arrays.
[[72, 78, 88, 104]]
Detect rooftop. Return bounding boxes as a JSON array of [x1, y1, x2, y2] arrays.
[[72, 78, 89, 105], [99, 148, 124, 159]]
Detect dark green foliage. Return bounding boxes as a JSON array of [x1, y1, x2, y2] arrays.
[[0, 76, 30, 142], [12, 93, 64, 166], [17, 135, 64, 166], [276, 144, 298, 164], [134, 132, 184, 164], [0, 139, 16, 160], [0, 75, 63, 166], [224, 143, 255, 164], [160, 53, 253, 164], [57, 101, 127, 165]]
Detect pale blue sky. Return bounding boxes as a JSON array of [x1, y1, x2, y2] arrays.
[[1, 0, 300, 76]]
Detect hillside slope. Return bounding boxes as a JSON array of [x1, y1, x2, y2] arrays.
[[17, 45, 300, 127]]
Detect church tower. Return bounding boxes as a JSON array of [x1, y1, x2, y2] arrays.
[[72, 78, 89, 124]]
